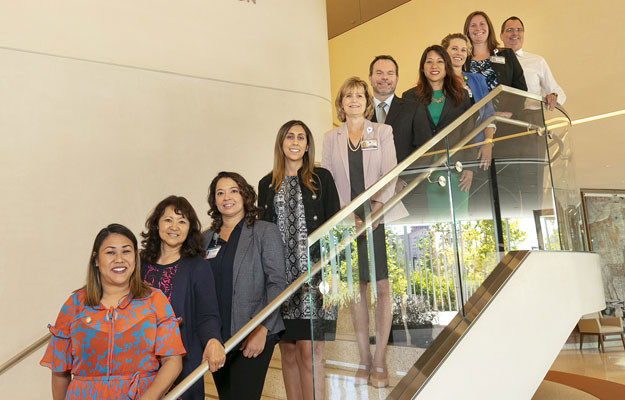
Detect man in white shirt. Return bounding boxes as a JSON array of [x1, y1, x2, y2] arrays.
[[500, 16, 566, 111]]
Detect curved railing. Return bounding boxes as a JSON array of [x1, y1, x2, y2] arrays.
[[3, 86, 577, 400], [163, 85, 575, 399]]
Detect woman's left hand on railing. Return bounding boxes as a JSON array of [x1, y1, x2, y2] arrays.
[[240, 325, 268, 358], [202, 338, 226, 372]]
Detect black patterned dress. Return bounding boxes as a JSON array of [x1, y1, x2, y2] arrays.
[[275, 176, 335, 341], [470, 58, 499, 91]]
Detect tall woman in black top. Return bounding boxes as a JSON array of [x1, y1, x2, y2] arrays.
[[140, 195, 225, 400], [258, 120, 340, 400]]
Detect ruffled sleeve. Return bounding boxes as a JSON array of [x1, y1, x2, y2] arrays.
[[151, 289, 186, 357], [40, 292, 80, 372]]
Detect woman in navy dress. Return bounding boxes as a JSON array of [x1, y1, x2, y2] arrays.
[[141, 195, 225, 400]]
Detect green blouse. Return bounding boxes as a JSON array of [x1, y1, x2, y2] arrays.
[[427, 89, 445, 126]]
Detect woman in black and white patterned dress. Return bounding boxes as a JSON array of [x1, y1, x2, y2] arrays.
[[258, 120, 340, 400]]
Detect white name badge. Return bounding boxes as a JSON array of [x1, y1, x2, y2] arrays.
[[489, 56, 506, 64], [204, 246, 221, 259], [362, 139, 378, 151]]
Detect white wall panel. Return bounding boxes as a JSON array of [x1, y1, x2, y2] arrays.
[[0, 1, 331, 397]]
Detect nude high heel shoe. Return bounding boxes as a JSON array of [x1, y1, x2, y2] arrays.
[[369, 366, 389, 388]]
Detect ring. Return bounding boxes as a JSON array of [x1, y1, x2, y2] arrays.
[[218, 364, 224, 368]]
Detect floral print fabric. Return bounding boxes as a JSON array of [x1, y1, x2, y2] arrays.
[[143, 262, 179, 301], [40, 288, 186, 400], [470, 58, 499, 92]]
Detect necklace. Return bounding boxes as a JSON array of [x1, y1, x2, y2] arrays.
[[348, 136, 362, 151], [431, 94, 446, 103]]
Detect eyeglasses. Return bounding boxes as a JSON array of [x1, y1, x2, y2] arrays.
[[505, 28, 524, 33]]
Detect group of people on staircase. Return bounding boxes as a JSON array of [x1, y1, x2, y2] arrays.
[[40, 10, 565, 400]]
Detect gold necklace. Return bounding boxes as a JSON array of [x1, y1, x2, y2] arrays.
[[431, 94, 445, 103], [348, 136, 362, 151]]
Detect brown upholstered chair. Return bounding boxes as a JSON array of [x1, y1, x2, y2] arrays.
[[578, 312, 625, 352]]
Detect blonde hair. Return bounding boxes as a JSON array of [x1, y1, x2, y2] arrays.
[[334, 77, 374, 122]]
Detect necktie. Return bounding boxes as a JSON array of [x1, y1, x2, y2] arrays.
[[377, 102, 387, 124]]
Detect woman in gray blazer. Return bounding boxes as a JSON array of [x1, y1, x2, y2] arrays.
[[203, 171, 286, 400]]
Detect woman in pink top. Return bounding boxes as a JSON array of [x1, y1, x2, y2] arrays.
[[322, 76, 406, 388]]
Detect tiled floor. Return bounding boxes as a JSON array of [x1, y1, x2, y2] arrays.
[[204, 320, 625, 400], [203, 339, 625, 399], [532, 346, 625, 400], [204, 345, 625, 399]]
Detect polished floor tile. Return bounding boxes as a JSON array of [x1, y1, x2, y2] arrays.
[[551, 348, 625, 383], [532, 347, 625, 400]]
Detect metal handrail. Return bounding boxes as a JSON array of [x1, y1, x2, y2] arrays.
[[307, 85, 567, 245], [0, 333, 51, 375], [163, 86, 565, 399], [3, 86, 571, 396]]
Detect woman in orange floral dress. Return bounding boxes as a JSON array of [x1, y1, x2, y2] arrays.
[[40, 223, 186, 400]]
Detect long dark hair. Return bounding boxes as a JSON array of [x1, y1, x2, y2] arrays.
[[415, 45, 465, 107], [140, 195, 204, 265], [207, 171, 261, 231], [271, 120, 318, 194], [85, 223, 150, 306]]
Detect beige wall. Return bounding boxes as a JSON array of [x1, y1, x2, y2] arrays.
[[0, 1, 331, 398], [328, 0, 625, 190]]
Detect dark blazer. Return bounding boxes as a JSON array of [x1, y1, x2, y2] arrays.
[[202, 221, 286, 337], [257, 166, 340, 264], [370, 95, 421, 163], [401, 88, 473, 146], [141, 256, 221, 400]]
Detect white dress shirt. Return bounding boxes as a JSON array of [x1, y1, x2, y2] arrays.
[[516, 49, 566, 105]]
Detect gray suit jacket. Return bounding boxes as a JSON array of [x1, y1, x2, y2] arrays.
[[203, 220, 286, 337]]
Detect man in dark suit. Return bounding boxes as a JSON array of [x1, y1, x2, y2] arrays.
[[368, 55, 423, 163]]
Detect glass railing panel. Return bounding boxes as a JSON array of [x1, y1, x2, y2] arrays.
[[441, 90, 550, 302], [543, 104, 587, 251], [308, 169, 460, 398], [162, 87, 565, 400], [305, 104, 504, 397], [488, 91, 556, 253], [392, 89, 563, 396], [303, 88, 558, 399]]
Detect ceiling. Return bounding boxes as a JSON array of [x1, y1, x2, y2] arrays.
[[326, 0, 410, 38]]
